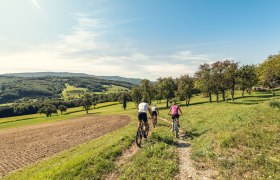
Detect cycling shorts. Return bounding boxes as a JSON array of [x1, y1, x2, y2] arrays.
[[172, 114, 180, 120], [138, 112, 148, 122]]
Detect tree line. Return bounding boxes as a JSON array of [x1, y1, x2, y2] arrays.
[[131, 54, 280, 107], [0, 92, 131, 118]]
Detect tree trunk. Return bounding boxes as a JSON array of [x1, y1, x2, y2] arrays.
[[272, 89, 275, 96], [185, 97, 188, 106], [222, 90, 226, 101], [216, 93, 219, 103], [166, 98, 169, 108], [242, 89, 245, 98], [187, 99, 190, 106], [248, 88, 251, 95], [231, 85, 235, 102], [209, 92, 212, 103], [86, 109, 88, 114]]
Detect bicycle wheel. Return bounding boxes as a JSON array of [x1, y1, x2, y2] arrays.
[[135, 127, 143, 147], [174, 120, 179, 138]]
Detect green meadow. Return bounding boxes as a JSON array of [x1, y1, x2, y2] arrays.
[[2, 90, 280, 179]]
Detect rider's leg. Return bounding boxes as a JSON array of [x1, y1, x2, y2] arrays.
[[145, 122, 149, 136]]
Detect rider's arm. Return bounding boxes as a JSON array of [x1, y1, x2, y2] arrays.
[[167, 107, 172, 115], [178, 107, 183, 115], [148, 107, 153, 118]]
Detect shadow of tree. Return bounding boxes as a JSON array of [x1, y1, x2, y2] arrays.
[[183, 129, 209, 140], [176, 141, 191, 148]]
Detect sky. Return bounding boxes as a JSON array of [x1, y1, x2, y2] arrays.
[[0, 0, 280, 80]]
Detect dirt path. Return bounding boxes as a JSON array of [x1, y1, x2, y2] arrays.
[[158, 117, 216, 180], [106, 144, 139, 180], [0, 115, 130, 178]]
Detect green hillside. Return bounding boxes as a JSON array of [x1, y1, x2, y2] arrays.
[[0, 76, 133, 104]]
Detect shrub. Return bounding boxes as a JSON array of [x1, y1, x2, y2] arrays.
[[269, 100, 280, 109]]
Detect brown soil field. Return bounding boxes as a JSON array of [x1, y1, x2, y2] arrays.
[[0, 115, 130, 177]]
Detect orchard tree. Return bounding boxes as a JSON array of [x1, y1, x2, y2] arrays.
[[224, 61, 239, 101], [81, 93, 92, 114], [195, 64, 213, 102], [258, 54, 280, 96], [38, 104, 57, 117], [119, 92, 130, 110], [158, 77, 176, 108], [131, 86, 142, 106], [177, 74, 194, 106], [237, 65, 258, 98], [140, 79, 153, 104], [58, 105, 67, 115]]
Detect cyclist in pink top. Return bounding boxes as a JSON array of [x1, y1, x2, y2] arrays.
[[168, 101, 183, 128]]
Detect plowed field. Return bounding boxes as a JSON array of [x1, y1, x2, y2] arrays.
[[0, 115, 130, 177]]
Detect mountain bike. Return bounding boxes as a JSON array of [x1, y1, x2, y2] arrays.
[[169, 114, 179, 138], [135, 119, 146, 147]]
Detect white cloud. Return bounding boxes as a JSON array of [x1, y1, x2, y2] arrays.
[[0, 14, 221, 80]]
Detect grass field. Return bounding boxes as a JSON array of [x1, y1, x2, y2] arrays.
[[61, 84, 130, 99], [1, 89, 280, 179], [62, 83, 89, 101]]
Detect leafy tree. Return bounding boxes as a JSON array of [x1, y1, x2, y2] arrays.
[[224, 61, 239, 101], [80, 94, 92, 114], [237, 65, 258, 98], [58, 105, 67, 115], [92, 100, 98, 109], [211, 61, 231, 102], [158, 77, 176, 108], [118, 92, 130, 110], [195, 64, 213, 103], [140, 79, 153, 104], [38, 104, 57, 117], [177, 74, 194, 106], [131, 86, 142, 106], [258, 54, 280, 95]]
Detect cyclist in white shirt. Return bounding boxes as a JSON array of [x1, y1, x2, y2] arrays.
[[138, 99, 152, 138]]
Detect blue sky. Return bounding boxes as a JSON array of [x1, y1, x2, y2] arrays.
[[0, 0, 280, 80]]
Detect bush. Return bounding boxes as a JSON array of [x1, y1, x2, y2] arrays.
[[269, 100, 280, 109]]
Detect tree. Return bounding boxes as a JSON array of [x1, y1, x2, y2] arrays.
[[158, 77, 176, 108], [140, 79, 153, 104], [80, 94, 92, 114], [92, 100, 97, 109], [237, 65, 258, 98], [224, 61, 239, 101], [258, 54, 280, 95], [211, 61, 232, 102], [58, 105, 67, 115], [131, 86, 142, 106], [177, 74, 194, 106], [119, 92, 130, 110], [38, 104, 57, 117], [195, 64, 213, 103]]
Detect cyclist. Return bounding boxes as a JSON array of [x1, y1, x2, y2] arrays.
[[167, 102, 183, 130], [138, 99, 152, 138], [151, 104, 159, 124]]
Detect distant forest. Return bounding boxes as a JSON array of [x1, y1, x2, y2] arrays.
[[0, 76, 133, 104]]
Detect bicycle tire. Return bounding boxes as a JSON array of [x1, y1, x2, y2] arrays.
[[136, 121, 144, 147]]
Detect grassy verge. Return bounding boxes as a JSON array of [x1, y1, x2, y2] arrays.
[[168, 90, 280, 179], [119, 121, 179, 179]]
